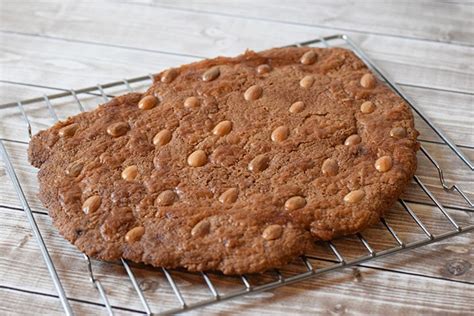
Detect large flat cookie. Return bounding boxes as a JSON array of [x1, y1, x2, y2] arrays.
[[28, 47, 419, 274]]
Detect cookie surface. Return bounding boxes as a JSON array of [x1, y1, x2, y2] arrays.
[[28, 47, 419, 274]]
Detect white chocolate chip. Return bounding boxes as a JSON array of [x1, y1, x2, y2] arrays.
[[244, 85, 263, 101], [212, 120, 233, 136], [218, 188, 239, 204], [360, 101, 375, 114], [121, 165, 138, 181], [300, 75, 315, 89], [59, 123, 79, 138], [360, 74, 376, 89], [138, 95, 158, 110], [184, 96, 200, 108], [248, 154, 270, 172], [107, 122, 129, 137], [262, 225, 283, 240], [153, 129, 172, 146], [375, 156, 393, 172], [344, 134, 361, 146], [390, 127, 407, 139], [271, 126, 290, 142], [321, 158, 339, 176], [191, 220, 211, 237], [156, 190, 176, 206], [343, 190, 365, 203], [284, 196, 307, 211], [202, 66, 220, 82], [289, 101, 305, 113], [82, 195, 101, 214], [300, 50, 318, 65], [161, 68, 178, 83], [66, 161, 84, 177], [125, 226, 145, 243], [257, 64, 272, 74], [187, 150, 207, 167]]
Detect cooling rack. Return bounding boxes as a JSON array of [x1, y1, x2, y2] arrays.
[[0, 34, 472, 315]]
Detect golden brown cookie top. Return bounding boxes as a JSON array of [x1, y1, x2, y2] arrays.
[[28, 47, 418, 274]]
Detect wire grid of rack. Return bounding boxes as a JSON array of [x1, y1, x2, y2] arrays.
[[0, 34, 473, 315]]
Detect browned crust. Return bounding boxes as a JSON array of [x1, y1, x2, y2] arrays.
[[28, 47, 418, 274]]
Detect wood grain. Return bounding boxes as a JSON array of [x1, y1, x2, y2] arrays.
[[127, 0, 474, 45], [0, 32, 195, 96], [0, 2, 472, 93], [0, 83, 61, 105], [0, 207, 472, 315], [0, 1, 473, 314], [0, 287, 128, 316]]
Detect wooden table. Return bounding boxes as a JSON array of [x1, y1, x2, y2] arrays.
[[0, 1, 472, 315]]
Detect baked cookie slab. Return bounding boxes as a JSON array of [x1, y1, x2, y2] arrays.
[[28, 47, 419, 274]]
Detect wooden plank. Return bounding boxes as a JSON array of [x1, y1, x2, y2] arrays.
[[0, 33, 195, 92], [0, 207, 472, 315], [1, 1, 472, 315], [403, 86, 474, 148], [0, 207, 184, 314], [126, 0, 474, 46], [0, 83, 60, 105], [0, 2, 472, 93], [402, 141, 474, 209], [305, 205, 473, 281], [194, 262, 474, 315], [0, 287, 134, 316]]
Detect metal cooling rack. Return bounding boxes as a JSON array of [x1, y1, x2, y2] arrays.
[[0, 34, 473, 315]]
